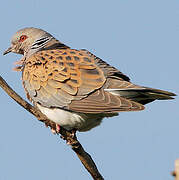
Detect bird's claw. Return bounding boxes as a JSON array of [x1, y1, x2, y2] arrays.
[[45, 124, 61, 134]]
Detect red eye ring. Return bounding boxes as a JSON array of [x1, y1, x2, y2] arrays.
[[19, 35, 28, 42]]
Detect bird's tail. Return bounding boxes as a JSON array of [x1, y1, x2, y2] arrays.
[[105, 87, 176, 105]]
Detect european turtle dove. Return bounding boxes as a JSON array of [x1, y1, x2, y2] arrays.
[[3, 27, 176, 132]]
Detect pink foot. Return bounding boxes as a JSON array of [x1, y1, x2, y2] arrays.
[[56, 124, 60, 133], [50, 124, 61, 134]]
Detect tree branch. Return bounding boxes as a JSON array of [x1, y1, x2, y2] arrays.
[[0, 75, 104, 180]]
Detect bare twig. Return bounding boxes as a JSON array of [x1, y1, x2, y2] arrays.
[[0, 75, 104, 180]]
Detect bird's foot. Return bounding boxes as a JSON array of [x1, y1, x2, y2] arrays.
[[55, 124, 61, 133], [45, 124, 61, 134]]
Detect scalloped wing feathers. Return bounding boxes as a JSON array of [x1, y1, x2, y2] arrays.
[[22, 49, 145, 113]]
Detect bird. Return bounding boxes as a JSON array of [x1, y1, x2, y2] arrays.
[[3, 27, 176, 132]]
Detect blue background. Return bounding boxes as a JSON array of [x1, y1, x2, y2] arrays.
[[0, 1, 178, 179]]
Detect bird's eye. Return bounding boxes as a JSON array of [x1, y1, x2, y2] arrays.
[[19, 35, 28, 42]]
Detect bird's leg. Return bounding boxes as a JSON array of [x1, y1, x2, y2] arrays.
[[45, 122, 77, 144], [51, 124, 60, 134], [45, 123, 61, 134], [55, 124, 61, 133]]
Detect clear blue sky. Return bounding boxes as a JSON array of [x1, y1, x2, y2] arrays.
[[0, 1, 178, 180]]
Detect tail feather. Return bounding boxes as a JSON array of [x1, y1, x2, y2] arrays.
[[105, 87, 176, 105], [144, 88, 176, 99]]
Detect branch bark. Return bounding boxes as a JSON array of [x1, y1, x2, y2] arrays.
[[0, 75, 104, 180]]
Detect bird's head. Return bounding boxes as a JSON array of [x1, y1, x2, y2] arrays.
[[3, 27, 55, 56]]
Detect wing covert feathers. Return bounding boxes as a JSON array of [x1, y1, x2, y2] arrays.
[[22, 48, 175, 114], [23, 49, 106, 108], [69, 90, 144, 113]]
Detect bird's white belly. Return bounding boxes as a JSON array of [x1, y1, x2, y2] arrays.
[[36, 104, 105, 131]]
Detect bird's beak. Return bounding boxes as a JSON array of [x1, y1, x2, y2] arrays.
[[3, 46, 12, 55]]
